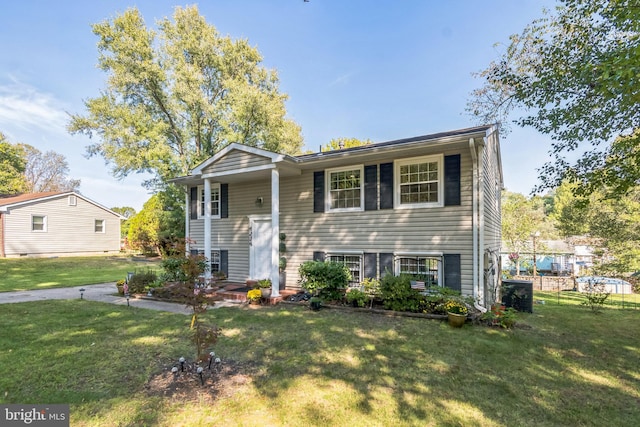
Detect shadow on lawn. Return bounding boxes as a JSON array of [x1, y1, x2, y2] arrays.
[[213, 304, 640, 426], [2, 300, 639, 425]]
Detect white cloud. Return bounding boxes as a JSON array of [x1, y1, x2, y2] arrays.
[[0, 76, 69, 135]]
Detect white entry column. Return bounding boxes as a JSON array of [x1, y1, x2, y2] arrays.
[[271, 168, 280, 296], [204, 178, 212, 281]]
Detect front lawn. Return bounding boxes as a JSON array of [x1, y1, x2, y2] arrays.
[[0, 255, 160, 292], [1, 298, 638, 426]]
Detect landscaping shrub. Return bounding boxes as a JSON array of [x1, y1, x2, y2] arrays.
[[127, 270, 158, 294], [298, 260, 351, 300], [345, 288, 368, 307], [379, 273, 421, 312]]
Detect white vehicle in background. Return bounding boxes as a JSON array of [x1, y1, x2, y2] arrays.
[[575, 276, 633, 294]]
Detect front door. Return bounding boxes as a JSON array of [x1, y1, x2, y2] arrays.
[[250, 216, 271, 280]]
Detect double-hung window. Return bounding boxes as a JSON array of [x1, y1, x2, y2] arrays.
[[197, 249, 220, 273], [328, 253, 362, 286], [31, 215, 47, 232], [326, 166, 364, 212], [395, 155, 443, 208], [198, 184, 221, 219], [95, 219, 105, 233], [397, 255, 442, 287]]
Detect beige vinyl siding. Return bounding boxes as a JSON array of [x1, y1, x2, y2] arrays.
[[482, 132, 502, 252], [189, 180, 272, 282], [202, 150, 272, 175], [280, 149, 475, 295], [3, 196, 121, 257]]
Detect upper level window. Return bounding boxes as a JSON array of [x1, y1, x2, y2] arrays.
[[198, 184, 220, 219], [32, 215, 46, 232], [68, 195, 77, 206], [326, 166, 363, 212], [395, 155, 443, 208], [95, 219, 105, 233]]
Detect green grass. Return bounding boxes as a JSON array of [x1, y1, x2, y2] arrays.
[[0, 255, 160, 292], [1, 298, 639, 426]]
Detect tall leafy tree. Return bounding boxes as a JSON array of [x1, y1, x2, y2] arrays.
[[0, 132, 27, 194], [322, 137, 372, 152], [19, 144, 81, 193], [467, 0, 640, 195], [111, 206, 137, 239], [68, 5, 303, 187]]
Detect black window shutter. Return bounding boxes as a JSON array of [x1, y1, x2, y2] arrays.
[[313, 251, 325, 262], [379, 253, 394, 277], [364, 165, 378, 211], [379, 163, 394, 209], [363, 253, 377, 279], [443, 254, 461, 291], [190, 187, 198, 220], [313, 171, 325, 213], [220, 250, 229, 275], [190, 249, 198, 256], [220, 183, 229, 218], [444, 154, 461, 206]]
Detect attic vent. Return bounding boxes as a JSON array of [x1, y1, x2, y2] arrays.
[[68, 195, 77, 206]]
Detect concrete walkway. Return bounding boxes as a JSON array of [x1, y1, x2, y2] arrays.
[[0, 283, 241, 314]]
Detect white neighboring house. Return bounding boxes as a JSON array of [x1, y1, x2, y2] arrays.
[[0, 191, 124, 258]]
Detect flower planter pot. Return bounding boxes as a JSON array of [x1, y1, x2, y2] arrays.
[[447, 312, 467, 327], [309, 300, 321, 311], [260, 288, 272, 299]]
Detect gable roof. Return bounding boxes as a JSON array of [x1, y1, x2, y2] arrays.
[[0, 191, 125, 218]]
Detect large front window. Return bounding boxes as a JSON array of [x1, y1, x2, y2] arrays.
[[328, 253, 362, 286], [397, 256, 441, 287], [327, 166, 363, 211], [395, 155, 443, 207], [198, 184, 220, 218]]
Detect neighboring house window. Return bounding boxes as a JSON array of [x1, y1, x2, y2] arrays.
[[395, 155, 443, 208], [95, 219, 105, 233], [328, 253, 362, 286], [198, 184, 221, 218], [31, 215, 47, 232], [397, 255, 442, 286], [326, 165, 364, 211], [68, 195, 77, 206]]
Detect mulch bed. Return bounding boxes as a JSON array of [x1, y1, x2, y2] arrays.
[[145, 358, 259, 404]]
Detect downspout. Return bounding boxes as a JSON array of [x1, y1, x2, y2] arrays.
[[0, 212, 5, 258], [478, 138, 486, 310], [469, 139, 486, 312]]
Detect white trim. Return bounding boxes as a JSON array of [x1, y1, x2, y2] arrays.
[[271, 168, 280, 296], [394, 253, 443, 286], [197, 182, 221, 219], [94, 219, 106, 233], [326, 249, 365, 256], [202, 163, 275, 179], [394, 154, 444, 209], [31, 214, 47, 232], [192, 143, 288, 174], [325, 164, 365, 212]]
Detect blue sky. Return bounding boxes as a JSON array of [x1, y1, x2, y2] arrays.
[[0, 0, 556, 211]]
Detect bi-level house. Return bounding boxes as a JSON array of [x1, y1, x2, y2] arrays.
[[172, 125, 503, 309]]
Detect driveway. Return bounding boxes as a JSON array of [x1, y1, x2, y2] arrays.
[[0, 283, 240, 314]]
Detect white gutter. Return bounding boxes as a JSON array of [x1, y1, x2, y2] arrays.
[[184, 190, 190, 254]]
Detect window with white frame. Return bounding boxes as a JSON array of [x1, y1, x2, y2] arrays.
[[395, 155, 443, 208], [68, 195, 77, 206], [326, 166, 363, 211], [328, 253, 362, 286], [31, 215, 46, 232], [397, 255, 442, 287], [198, 184, 221, 218], [95, 219, 105, 233], [197, 249, 220, 273]]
